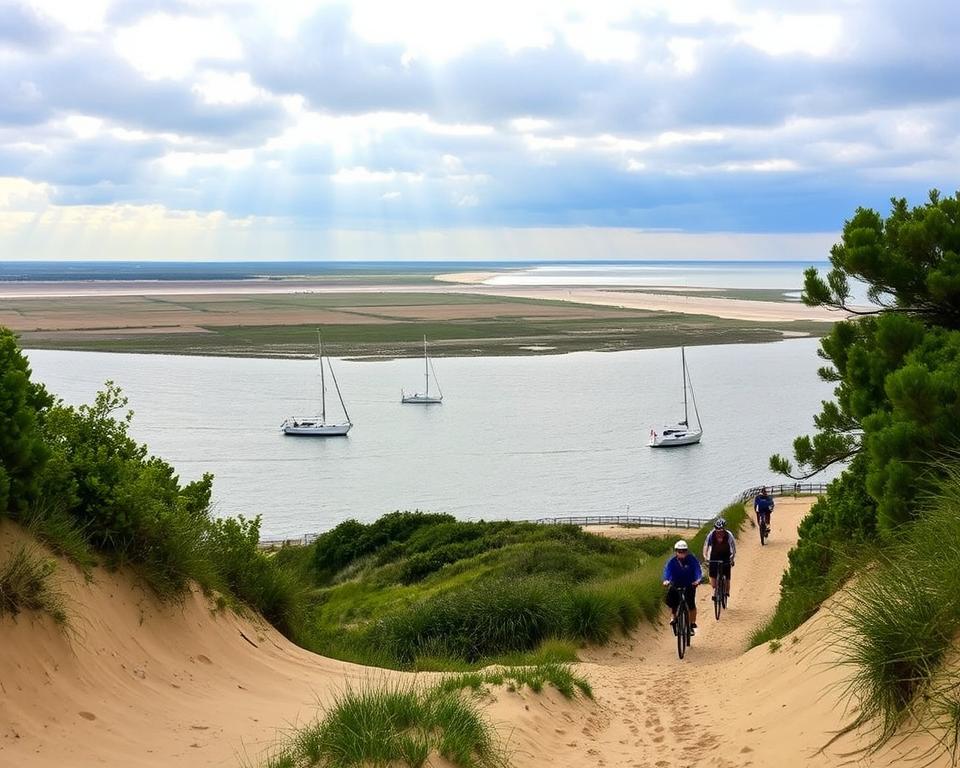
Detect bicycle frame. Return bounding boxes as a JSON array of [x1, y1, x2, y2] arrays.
[[757, 511, 770, 545], [672, 583, 694, 659], [710, 560, 729, 619]]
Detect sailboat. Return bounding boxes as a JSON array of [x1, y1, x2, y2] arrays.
[[401, 335, 443, 404], [649, 346, 702, 447], [281, 332, 352, 436]]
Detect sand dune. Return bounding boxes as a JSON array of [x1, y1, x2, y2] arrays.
[[1, 502, 951, 767]]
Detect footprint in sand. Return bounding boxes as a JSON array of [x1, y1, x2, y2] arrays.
[[78, 712, 96, 721]]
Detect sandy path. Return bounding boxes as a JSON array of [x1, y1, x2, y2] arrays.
[[484, 497, 848, 768], [564, 498, 808, 767]]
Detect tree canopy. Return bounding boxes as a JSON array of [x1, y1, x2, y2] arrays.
[[0, 328, 52, 516], [772, 190, 960, 533]]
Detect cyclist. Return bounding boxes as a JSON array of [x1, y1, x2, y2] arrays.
[[754, 486, 775, 534], [702, 518, 736, 602], [662, 539, 703, 635]]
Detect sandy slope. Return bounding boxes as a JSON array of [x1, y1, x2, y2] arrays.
[[1, 502, 952, 768]]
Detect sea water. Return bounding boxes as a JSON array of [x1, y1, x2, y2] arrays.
[[28, 339, 836, 538]]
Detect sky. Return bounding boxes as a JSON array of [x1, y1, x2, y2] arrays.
[[0, 0, 957, 262]]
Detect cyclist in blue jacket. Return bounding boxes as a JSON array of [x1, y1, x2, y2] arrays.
[[754, 487, 775, 533], [662, 539, 703, 634]]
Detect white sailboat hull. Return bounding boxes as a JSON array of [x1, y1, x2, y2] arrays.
[[401, 335, 444, 405], [648, 346, 702, 448], [281, 419, 352, 436], [649, 428, 702, 447], [401, 393, 443, 404], [282, 331, 353, 437]]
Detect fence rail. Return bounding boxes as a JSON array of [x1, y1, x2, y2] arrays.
[[732, 482, 829, 505], [257, 482, 830, 548], [534, 515, 712, 528]]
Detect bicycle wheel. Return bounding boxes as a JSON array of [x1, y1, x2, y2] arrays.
[[714, 580, 722, 620], [720, 574, 728, 610], [676, 605, 688, 659], [759, 518, 767, 546]]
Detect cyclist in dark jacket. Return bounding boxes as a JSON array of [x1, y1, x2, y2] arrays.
[[662, 539, 703, 633], [754, 487, 775, 532], [703, 518, 737, 601]]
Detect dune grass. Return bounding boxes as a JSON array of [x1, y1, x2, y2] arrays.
[[0, 544, 67, 625], [260, 663, 591, 768], [275, 513, 684, 669], [17, 500, 97, 577], [826, 463, 960, 759], [278, 505, 747, 670], [435, 662, 594, 700], [262, 684, 501, 768]]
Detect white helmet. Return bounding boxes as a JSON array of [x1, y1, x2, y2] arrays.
[[674, 539, 689, 551]]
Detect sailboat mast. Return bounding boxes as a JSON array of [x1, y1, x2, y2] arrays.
[[681, 346, 688, 425], [318, 331, 326, 423], [423, 335, 429, 396]]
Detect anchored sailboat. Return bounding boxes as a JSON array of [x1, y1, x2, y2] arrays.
[[649, 347, 702, 447], [281, 332, 352, 436], [401, 335, 443, 404]]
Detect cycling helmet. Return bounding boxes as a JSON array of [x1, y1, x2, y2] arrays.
[[714, 518, 726, 529], [674, 539, 689, 551]]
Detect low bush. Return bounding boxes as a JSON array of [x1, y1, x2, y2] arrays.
[[204, 515, 310, 639], [368, 576, 569, 664]]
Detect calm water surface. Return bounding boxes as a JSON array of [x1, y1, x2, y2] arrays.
[[27, 340, 834, 538]]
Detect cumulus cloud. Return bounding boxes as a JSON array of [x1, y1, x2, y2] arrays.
[[0, 0, 957, 258]]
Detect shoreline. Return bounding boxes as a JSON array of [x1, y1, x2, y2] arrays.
[[2, 274, 836, 359]]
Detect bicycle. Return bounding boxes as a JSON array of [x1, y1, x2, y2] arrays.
[[710, 560, 729, 620], [670, 583, 695, 659], [757, 511, 770, 545]]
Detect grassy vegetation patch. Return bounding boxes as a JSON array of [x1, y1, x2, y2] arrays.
[[436, 662, 594, 700], [273, 511, 685, 669], [260, 663, 590, 768], [275, 507, 751, 669], [827, 466, 960, 757], [262, 684, 501, 768], [0, 544, 67, 624]]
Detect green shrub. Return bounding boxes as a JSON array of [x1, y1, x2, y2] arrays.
[[205, 515, 310, 638], [751, 461, 875, 646], [313, 512, 458, 578], [0, 328, 53, 518], [369, 576, 569, 664]]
